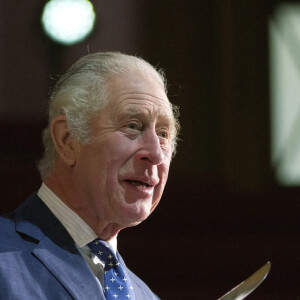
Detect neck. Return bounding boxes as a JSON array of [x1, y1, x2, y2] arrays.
[[43, 175, 124, 241]]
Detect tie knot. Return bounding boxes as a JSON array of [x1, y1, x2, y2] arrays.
[[88, 239, 116, 269]]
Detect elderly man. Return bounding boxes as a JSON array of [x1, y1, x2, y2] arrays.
[[0, 52, 179, 299]]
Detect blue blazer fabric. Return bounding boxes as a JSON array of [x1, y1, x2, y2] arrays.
[[0, 193, 160, 300]]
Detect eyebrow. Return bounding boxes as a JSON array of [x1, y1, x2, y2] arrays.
[[122, 106, 174, 123], [122, 107, 142, 115]]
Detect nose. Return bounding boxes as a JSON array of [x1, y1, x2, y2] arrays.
[[136, 129, 164, 165]]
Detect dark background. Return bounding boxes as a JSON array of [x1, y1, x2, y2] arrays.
[[1, 0, 299, 299]]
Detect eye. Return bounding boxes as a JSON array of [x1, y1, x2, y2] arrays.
[[160, 132, 168, 139], [124, 120, 142, 134], [128, 122, 139, 130], [158, 129, 169, 140]]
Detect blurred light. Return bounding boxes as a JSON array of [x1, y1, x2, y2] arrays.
[[41, 0, 96, 46], [270, 3, 300, 185]]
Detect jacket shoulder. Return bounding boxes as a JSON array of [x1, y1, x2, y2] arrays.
[[0, 195, 40, 252], [0, 212, 18, 249]]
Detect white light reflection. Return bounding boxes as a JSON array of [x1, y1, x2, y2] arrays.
[[270, 3, 300, 185], [41, 0, 96, 46]]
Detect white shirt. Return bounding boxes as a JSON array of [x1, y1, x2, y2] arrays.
[[37, 183, 117, 288]]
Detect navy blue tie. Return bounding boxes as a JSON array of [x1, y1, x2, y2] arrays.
[[88, 239, 135, 300]]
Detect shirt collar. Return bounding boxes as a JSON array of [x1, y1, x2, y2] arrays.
[[37, 183, 117, 253]]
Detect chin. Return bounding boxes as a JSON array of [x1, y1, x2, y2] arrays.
[[118, 205, 152, 227]]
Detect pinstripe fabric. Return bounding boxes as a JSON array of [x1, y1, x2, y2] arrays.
[[37, 183, 98, 247], [37, 183, 118, 288]]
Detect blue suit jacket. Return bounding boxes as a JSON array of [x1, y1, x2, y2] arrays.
[[0, 193, 160, 299]]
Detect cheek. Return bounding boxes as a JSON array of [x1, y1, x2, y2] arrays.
[[160, 161, 171, 182], [152, 166, 170, 203], [76, 146, 113, 195]]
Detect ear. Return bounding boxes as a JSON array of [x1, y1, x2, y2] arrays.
[[50, 115, 77, 167]]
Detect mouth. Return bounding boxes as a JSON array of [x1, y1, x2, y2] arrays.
[[124, 180, 153, 188]]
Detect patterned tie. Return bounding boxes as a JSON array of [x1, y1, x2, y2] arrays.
[[88, 239, 135, 300]]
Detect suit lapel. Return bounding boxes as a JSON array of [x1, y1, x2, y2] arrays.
[[33, 238, 104, 300], [15, 194, 104, 300]]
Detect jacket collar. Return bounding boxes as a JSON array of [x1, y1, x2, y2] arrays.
[[15, 193, 104, 299]]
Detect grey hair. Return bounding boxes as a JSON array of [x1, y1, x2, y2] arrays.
[[37, 52, 180, 179]]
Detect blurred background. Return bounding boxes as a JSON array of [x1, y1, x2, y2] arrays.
[[1, 0, 299, 298]]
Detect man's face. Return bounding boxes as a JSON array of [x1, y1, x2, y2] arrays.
[[72, 73, 176, 229]]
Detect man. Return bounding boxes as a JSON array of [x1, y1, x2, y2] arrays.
[[0, 52, 180, 299]]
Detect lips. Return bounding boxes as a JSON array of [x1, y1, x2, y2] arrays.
[[122, 177, 159, 190], [125, 180, 151, 187]]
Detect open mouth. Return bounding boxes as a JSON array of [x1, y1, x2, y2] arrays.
[[125, 180, 152, 188]]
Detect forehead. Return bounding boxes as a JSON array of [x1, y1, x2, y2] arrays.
[[106, 73, 174, 123]]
